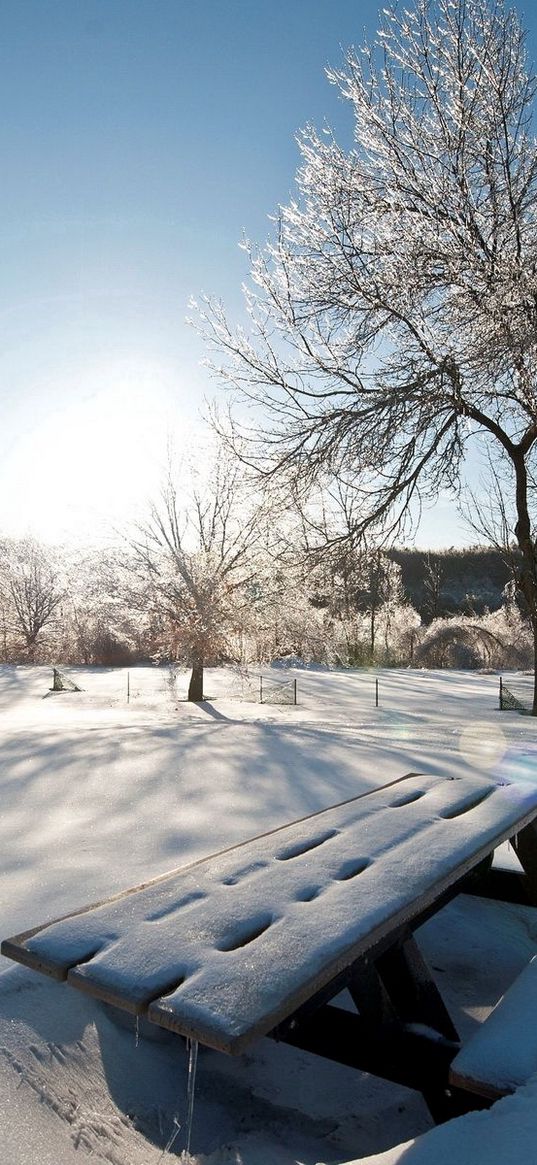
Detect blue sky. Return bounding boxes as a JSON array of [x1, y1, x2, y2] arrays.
[[1, 0, 536, 546]]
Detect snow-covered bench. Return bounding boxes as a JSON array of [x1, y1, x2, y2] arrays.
[[449, 953, 537, 1101], [4, 770, 537, 1124]]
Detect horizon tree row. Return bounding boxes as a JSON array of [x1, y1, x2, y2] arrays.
[[0, 520, 531, 679]]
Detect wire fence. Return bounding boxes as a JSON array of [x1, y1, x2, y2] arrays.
[[50, 666, 532, 717], [499, 675, 534, 714], [259, 675, 297, 705], [236, 669, 298, 705]]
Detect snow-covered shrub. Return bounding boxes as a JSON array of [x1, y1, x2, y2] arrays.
[[415, 609, 533, 670]]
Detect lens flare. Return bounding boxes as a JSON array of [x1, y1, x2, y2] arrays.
[[458, 721, 506, 770]]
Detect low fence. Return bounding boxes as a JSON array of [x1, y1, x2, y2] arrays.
[[238, 670, 297, 705], [499, 675, 534, 714], [259, 675, 297, 705]]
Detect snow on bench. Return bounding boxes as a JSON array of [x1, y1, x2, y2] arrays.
[[449, 954, 537, 1101], [3, 772, 537, 1056]]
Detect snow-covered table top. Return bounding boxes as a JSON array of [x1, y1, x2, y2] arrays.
[[3, 772, 537, 1054]]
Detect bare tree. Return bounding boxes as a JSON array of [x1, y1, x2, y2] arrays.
[[130, 452, 267, 700], [199, 0, 537, 711], [0, 538, 63, 659]]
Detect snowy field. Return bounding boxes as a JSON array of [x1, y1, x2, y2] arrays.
[[1, 663, 537, 1165]]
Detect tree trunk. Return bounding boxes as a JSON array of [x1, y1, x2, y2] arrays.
[[512, 449, 537, 715], [187, 657, 204, 702], [532, 622, 537, 718]]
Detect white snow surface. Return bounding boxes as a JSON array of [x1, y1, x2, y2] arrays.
[[337, 1072, 537, 1165], [1, 664, 537, 1164]]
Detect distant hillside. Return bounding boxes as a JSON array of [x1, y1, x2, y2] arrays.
[[388, 547, 512, 620]]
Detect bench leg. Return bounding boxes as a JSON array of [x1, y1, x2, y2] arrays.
[[347, 958, 398, 1029], [512, 821, 537, 907], [273, 933, 480, 1124], [355, 933, 463, 1123], [374, 931, 459, 1043]]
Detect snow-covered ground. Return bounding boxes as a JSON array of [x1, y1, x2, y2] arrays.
[[1, 663, 536, 1164]]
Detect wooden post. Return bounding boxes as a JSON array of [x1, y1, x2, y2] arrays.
[[127, 671, 130, 704], [260, 676, 263, 704], [293, 678, 297, 706], [375, 677, 379, 707], [499, 676, 503, 710]]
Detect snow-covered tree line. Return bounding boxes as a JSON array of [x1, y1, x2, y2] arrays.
[[0, 524, 532, 678], [0, 427, 531, 686]]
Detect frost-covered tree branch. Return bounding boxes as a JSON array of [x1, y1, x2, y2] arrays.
[[197, 0, 537, 711]]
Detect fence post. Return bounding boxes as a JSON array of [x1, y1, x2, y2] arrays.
[[260, 676, 263, 704], [127, 671, 130, 704], [375, 677, 379, 708], [499, 675, 503, 711], [294, 678, 297, 706]]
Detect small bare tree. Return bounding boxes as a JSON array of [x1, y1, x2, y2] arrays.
[[130, 451, 267, 700], [199, 0, 537, 711]]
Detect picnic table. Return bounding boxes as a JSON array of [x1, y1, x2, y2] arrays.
[[4, 770, 537, 1123]]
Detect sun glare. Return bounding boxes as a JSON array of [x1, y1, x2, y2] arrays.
[[1, 361, 198, 544]]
